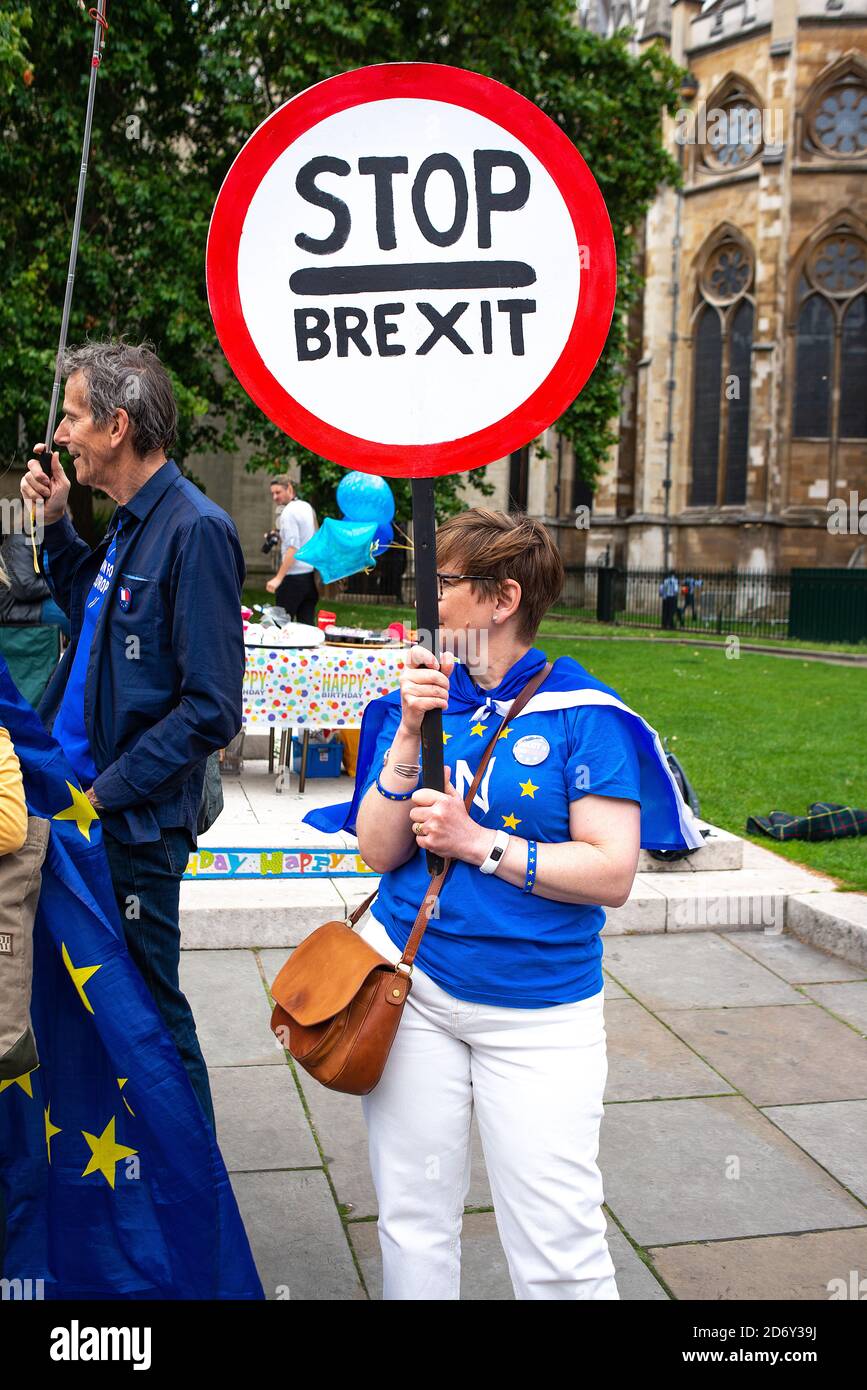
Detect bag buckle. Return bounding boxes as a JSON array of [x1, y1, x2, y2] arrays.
[[396, 960, 413, 977]]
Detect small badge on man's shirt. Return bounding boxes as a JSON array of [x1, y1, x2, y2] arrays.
[[118, 586, 132, 612], [512, 734, 550, 766]]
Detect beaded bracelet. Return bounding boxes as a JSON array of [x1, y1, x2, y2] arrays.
[[522, 839, 538, 893], [375, 774, 414, 802]]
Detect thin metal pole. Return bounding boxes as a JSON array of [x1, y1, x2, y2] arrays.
[[41, 0, 109, 471]]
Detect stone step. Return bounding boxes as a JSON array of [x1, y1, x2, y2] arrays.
[[786, 892, 867, 972], [197, 810, 742, 870], [180, 863, 834, 950], [637, 821, 742, 872], [605, 864, 834, 935]]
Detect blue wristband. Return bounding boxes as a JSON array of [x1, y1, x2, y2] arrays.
[[522, 839, 537, 893], [374, 774, 414, 802]]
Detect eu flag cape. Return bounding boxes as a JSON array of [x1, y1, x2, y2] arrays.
[[0, 659, 263, 1299], [304, 647, 704, 852]]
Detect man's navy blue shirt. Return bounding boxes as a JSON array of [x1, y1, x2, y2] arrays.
[[38, 459, 246, 844]]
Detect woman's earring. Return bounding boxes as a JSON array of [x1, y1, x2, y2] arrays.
[[491, 614, 499, 624]]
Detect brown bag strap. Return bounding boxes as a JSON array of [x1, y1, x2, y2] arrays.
[[397, 660, 553, 969], [348, 662, 553, 940]]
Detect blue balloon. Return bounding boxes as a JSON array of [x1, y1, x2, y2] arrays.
[[372, 521, 393, 553], [295, 517, 379, 585], [337, 471, 395, 525]]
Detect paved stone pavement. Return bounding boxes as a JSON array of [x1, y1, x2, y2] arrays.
[[179, 926, 867, 1300]]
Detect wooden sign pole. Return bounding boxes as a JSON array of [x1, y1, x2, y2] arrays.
[[411, 476, 445, 876]]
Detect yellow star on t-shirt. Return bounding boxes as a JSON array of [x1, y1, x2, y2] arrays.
[[45, 1102, 62, 1163], [442, 731, 452, 744], [62, 941, 102, 1015], [0, 1067, 38, 1097], [519, 778, 539, 798], [81, 1116, 138, 1190], [501, 812, 521, 830], [497, 725, 513, 740], [53, 781, 99, 841], [470, 721, 488, 737]]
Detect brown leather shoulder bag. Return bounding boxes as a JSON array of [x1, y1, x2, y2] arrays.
[[269, 662, 551, 1094]]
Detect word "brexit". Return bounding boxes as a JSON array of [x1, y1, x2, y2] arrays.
[[294, 299, 536, 360]]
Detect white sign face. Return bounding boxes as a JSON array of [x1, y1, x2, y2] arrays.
[[237, 99, 580, 447], [207, 64, 616, 477]]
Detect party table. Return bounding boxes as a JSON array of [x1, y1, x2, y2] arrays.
[[243, 642, 407, 791]]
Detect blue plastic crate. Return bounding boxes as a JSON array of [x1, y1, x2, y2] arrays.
[[291, 737, 343, 778]]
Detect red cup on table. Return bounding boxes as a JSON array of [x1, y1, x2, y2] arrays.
[[317, 610, 337, 631]]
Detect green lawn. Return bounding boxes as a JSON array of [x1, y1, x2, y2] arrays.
[[541, 636, 866, 894], [242, 591, 866, 890]]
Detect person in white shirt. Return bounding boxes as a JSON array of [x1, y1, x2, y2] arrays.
[[266, 476, 318, 625]]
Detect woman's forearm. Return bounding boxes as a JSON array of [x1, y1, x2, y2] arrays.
[[355, 723, 422, 873], [464, 830, 634, 908]]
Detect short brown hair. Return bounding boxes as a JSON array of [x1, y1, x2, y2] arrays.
[[435, 508, 564, 641], [270, 475, 293, 489]]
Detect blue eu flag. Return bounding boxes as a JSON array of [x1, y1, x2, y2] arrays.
[[0, 659, 264, 1299]]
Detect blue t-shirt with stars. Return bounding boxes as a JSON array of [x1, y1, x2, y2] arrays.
[[358, 698, 641, 1008]]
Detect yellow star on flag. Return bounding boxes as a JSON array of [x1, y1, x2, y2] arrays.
[[53, 781, 99, 841], [118, 1077, 135, 1117], [81, 1116, 138, 1191], [519, 778, 539, 798], [0, 1067, 38, 1097], [62, 942, 101, 1015], [442, 731, 452, 744], [470, 721, 488, 737], [502, 812, 521, 830], [497, 725, 513, 740], [45, 1103, 62, 1163]]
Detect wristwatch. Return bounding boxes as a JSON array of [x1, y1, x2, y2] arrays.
[[479, 829, 510, 875]]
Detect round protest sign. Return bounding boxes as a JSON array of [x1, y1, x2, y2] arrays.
[[207, 63, 616, 478]]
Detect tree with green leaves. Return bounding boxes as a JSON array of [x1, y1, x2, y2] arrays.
[[0, 0, 681, 537]]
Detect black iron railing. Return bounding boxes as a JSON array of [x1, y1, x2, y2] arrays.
[[339, 563, 864, 643]]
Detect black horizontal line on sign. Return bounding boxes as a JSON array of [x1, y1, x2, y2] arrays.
[[289, 261, 537, 295]]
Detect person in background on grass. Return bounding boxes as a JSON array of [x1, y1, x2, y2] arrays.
[[19, 339, 245, 1128], [265, 475, 318, 625], [659, 570, 679, 630], [311, 508, 703, 1300]]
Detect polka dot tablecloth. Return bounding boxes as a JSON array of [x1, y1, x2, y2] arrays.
[[243, 644, 406, 730]]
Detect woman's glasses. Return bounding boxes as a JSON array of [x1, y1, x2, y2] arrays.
[[436, 572, 496, 599]]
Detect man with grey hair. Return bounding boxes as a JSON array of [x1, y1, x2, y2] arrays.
[[20, 340, 245, 1127]]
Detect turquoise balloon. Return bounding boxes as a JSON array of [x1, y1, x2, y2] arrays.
[[337, 471, 395, 524], [295, 518, 379, 585]]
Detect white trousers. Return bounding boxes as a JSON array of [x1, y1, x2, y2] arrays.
[[358, 914, 619, 1301]]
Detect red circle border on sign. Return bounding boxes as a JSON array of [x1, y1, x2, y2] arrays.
[[206, 63, 616, 478]]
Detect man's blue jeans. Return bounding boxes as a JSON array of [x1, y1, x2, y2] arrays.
[[102, 827, 215, 1128]]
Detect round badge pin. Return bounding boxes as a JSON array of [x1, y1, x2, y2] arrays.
[[512, 734, 550, 766]]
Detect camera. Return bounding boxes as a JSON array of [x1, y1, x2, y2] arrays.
[[262, 529, 280, 556]]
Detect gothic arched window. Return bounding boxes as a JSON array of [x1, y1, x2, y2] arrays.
[[689, 237, 754, 507], [793, 231, 867, 440], [805, 70, 867, 160]]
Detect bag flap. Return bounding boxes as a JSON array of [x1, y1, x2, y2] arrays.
[[270, 919, 394, 1026]]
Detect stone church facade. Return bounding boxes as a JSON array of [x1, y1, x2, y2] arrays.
[[577, 0, 867, 572]]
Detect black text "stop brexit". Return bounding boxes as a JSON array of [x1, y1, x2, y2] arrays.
[[290, 150, 538, 360]]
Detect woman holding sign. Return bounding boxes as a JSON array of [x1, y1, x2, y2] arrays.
[[319, 507, 702, 1301]]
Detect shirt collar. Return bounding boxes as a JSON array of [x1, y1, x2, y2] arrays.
[[119, 458, 180, 522]]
